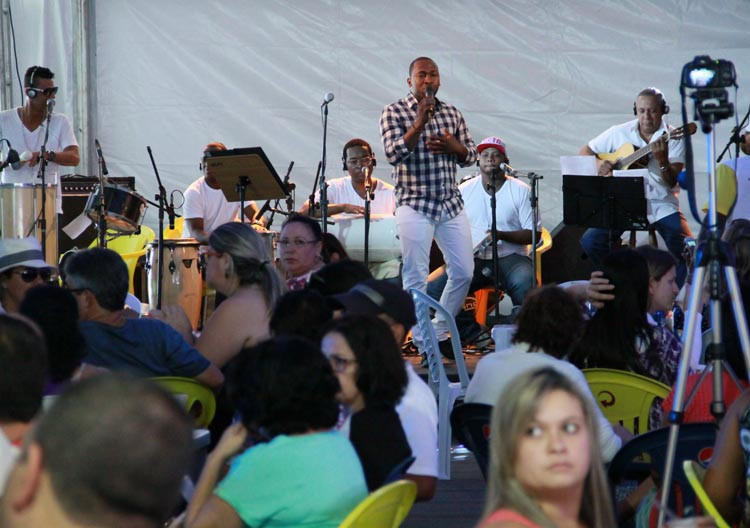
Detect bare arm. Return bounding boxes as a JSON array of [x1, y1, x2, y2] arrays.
[[403, 474, 436, 502], [193, 364, 224, 391], [579, 144, 614, 176], [299, 202, 365, 217], [185, 218, 210, 244], [493, 229, 542, 246]]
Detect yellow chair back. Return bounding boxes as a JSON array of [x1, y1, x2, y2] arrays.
[[89, 226, 155, 295], [161, 216, 185, 239], [152, 376, 216, 428], [338, 480, 417, 528], [682, 460, 730, 528], [535, 226, 552, 285], [582, 368, 671, 435]]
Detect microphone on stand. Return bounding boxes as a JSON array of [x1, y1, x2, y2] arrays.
[[46, 99, 55, 115], [168, 193, 175, 230], [94, 139, 109, 175], [499, 162, 533, 178], [321, 92, 335, 107], [0, 148, 19, 171]]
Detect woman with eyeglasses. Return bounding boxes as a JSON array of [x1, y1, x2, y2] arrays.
[[320, 315, 412, 491], [278, 214, 325, 290], [0, 237, 57, 314]]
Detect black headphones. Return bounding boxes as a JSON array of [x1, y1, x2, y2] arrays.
[[341, 141, 376, 171], [26, 67, 40, 99], [633, 87, 669, 116]]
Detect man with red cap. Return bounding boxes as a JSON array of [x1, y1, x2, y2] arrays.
[[428, 136, 541, 324]]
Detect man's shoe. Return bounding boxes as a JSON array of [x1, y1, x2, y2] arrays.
[[438, 338, 455, 360]]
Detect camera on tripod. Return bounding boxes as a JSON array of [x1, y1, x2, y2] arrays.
[[681, 55, 736, 128]]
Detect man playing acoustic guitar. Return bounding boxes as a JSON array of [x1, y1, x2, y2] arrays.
[[579, 87, 693, 286]]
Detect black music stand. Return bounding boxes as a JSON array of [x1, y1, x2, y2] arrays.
[[205, 147, 287, 221], [562, 175, 648, 251]]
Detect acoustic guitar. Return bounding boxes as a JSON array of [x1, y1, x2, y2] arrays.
[[597, 122, 697, 170]]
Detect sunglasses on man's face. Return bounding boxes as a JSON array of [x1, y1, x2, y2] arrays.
[[32, 86, 59, 96], [12, 268, 56, 283]]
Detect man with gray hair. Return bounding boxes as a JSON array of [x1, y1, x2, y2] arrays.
[[0, 374, 193, 527]]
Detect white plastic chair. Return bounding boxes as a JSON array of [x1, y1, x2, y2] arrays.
[[409, 289, 470, 479]]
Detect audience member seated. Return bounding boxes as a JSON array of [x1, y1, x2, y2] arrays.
[[184, 337, 367, 528], [321, 315, 412, 491], [0, 314, 46, 495], [307, 259, 373, 296], [635, 245, 680, 325], [278, 214, 325, 290], [64, 247, 223, 389], [465, 285, 624, 461], [154, 222, 285, 369], [477, 368, 617, 528], [332, 278, 438, 500], [321, 231, 349, 263], [0, 373, 194, 527], [20, 285, 87, 394], [0, 237, 57, 314], [269, 289, 333, 342], [570, 248, 681, 429]]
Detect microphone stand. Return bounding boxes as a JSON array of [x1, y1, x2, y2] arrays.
[[146, 146, 171, 310], [716, 103, 749, 163], [487, 168, 502, 320], [527, 171, 543, 291], [36, 105, 54, 258], [307, 161, 322, 217], [319, 105, 330, 232], [363, 166, 374, 267]]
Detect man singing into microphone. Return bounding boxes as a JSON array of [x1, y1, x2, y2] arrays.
[[0, 66, 79, 214], [427, 136, 541, 327], [380, 57, 477, 350]]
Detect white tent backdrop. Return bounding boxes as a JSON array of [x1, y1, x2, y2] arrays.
[[3, 0, 750, 238]]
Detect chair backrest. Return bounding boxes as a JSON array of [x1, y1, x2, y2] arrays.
[[449, 402, 492, 480], [682, 459, 731, 528], [409, 289, 470, 394], [162, 216, 185, 239], [89, 226, 156, 295], [608, 422, 717, 517], [339, 479, 417, 528], [534, 226, 552, 285], [151, 376, 216, 428], [582, 368, 671, 435]]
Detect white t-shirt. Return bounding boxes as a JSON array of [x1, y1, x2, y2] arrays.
[[588, 118, 685, 222], [459, 174, 541, 259], [0, 108, 78, 213], [315, 176, 396, 217], [181, 177, 245, 237], [464, 342, 622, 462], [395, 362, 438, 477]]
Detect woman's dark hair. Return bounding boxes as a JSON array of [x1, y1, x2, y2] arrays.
[[321, 232, 349, 264], [512, 285, 583, 358], [322, 315, 407, 407], [635, 245, 677, 281], [721, 281, 750, 379], [270, 289, 334, 342], [308, 260, 372, 296], [20, 285, 85, 383], [570, 249, 660, 377], [225, 336, 340, 441], [724, 219, 750, 282], [282, 213, 323, 242]]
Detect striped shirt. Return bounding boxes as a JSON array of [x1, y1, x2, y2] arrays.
[[380, 92, 477, 221]]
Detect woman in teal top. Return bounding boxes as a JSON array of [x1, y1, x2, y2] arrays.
[[184, 336, 368, 528]]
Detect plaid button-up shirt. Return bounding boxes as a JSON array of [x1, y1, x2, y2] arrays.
[[380, 92, 477, 221]]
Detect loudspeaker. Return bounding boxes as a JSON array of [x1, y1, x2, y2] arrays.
[[59, 177, 136, 254], [540, 222, 597, 284]]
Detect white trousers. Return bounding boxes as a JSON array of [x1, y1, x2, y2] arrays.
[[395, 205, 474, 341]]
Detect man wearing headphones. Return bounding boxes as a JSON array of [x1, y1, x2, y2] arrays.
[[0, 66, 79, 213], [298, 138, 396, 217], [579, 87, 692, 286], [182, 141, 261, 243]]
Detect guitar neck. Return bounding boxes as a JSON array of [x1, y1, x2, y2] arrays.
[[616, 143, 653, 170]]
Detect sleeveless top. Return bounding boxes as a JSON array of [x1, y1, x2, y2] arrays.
[[479, 509, 542, 528]]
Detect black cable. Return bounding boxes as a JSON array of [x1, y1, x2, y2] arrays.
[[7, 1, 24, 100]]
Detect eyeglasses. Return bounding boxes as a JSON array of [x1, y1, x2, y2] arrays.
[[346, 156, 374, 168], [278, 239, 318, 248], [326, 354, 357, 373], [32, 86, 59, 96], [12, 268, 56, 283]]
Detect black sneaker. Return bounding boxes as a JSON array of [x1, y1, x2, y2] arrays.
[[438, 338, 455, 360]]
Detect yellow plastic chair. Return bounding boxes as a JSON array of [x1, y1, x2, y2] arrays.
[[473, 226, 552, 325], [162, 216, 185, 239], [89, 226, 155, 295], [152, 376, 216, 428], [683, 460, 731, 528], [339, 480, 417, 528], [582, 368, 671, 435]]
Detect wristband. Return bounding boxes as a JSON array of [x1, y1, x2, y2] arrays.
[[46, 151, 56, 162]]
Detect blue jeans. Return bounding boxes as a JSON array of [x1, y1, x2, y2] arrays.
[[580, 211, 691, 287], [427, 253, 535, 307]]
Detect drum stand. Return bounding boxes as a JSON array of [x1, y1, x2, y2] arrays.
[[363, 166, 374, 267], [657, 97, 750, 527]]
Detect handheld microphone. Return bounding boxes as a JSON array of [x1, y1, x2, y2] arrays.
[[425, 86, 435, 118], [94, 138, 109, 175], [321, 92, 335, 107], [14, 151, 32, 170], [499, 162, 532, 178]]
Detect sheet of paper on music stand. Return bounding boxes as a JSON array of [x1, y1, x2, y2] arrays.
[[62, 212, 92, 239], [614, 168, 652, 217], [560, 156, 597, 176]]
